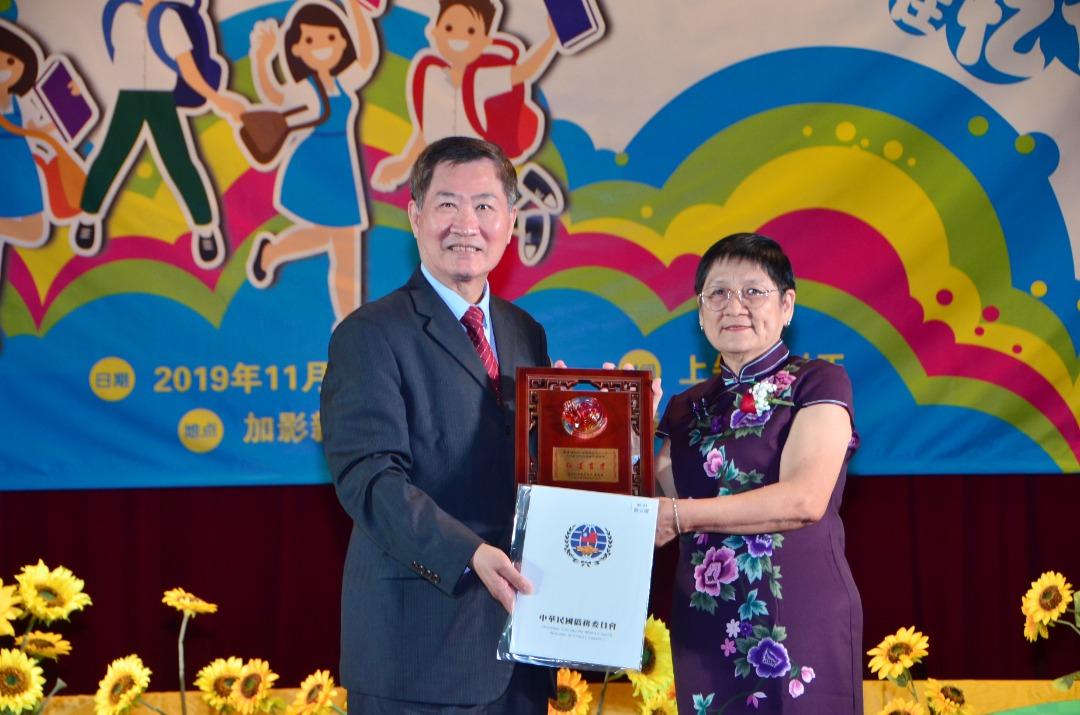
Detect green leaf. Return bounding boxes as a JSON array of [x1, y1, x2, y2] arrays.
[[752, 624, 771, 640], [720, 583, 736, 602], [769, 577, 783, 599], [745, 470, 764, 484], [771, 564, 782, 580], [734, 657, 751, 678], [772, 533, 785, 548], [771, 625, 787, 642], [689, 430, 701, 446], [723, 535, 744, 549], [1052, 670, 1080, 692], [690, 551, 706, 566], [690, 591, 718, 614], [736, 553, 764, 583], [733, 427, 761, 439], [735, 637, 754, 654]]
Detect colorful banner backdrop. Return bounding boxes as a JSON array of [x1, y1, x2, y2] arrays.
[[1, 0, 1077, 489]]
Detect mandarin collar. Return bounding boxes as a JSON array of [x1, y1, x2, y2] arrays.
[[721, 341, 790, 386]]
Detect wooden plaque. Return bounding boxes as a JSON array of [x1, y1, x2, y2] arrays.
[[515, 367, 654, 496]]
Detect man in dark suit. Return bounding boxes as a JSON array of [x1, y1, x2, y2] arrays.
[[321, 136, 552, 712]]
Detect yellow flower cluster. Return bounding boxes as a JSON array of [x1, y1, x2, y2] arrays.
[[0, 579, 23, 638], [196, 657, 279, 714], [876, 698, 926, 715], [162, 587, 219, 618], [14, 631, 72, 660], [924, 678, 972, 715], [0, 648, 45, 714], [94, 654, 152, 715], [15, 560, 92, 624], [1021, 571, 1075, 641], [866, 626, 929, 681], [288, 670, 341, 715], [548, 668, 591, 715], [627, 616, 676, 705], [0, 561, 87, 714]]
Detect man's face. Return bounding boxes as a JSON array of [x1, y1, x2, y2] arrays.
[[408, 159, 516, 299], [431, 5, 490, 68]]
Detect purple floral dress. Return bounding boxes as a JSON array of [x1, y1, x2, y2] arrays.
[[658, 341, 862, 714]]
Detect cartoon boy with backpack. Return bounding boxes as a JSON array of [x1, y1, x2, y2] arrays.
[[74, 0, 247, 270], [372, 0, 606, 265]]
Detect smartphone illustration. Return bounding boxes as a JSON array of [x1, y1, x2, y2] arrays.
[[542, 0, 606, 54], [32, 57, 98, 147]]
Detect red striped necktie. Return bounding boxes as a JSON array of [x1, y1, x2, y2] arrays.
[[461, 305, 501, 401]]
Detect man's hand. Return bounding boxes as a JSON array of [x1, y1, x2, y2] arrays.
[[602, 361, 663, 415], [471, 543, 532, 613]]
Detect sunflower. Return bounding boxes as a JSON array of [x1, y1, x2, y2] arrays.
[[637, 682, 678, 715], [1022, 571, 1074, 626], [162, 587, 218, 617], [925, 679, 972, 715], [866, 626, 929, 680], [548, 668, 591, 715], [230, 659, 279, 715], [93, 654, 151, 715], [13, 631, 72, 660], [290, 670, 338, 714], [877, 698, 927, 715], [0, 648, 45, 714], [1022, 600, 1049, 643], [0, 579, 22, 638], [15, 560, 92, 624], [195, 657, 245, 711], [627, 616, 676, 704]]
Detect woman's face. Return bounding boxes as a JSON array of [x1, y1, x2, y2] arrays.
[[698, 258, 795, 372], [291, 22, 347, 73], [0, 50, 26, 94]]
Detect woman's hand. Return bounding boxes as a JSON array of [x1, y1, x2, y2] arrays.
[[601, 361, 662, 415], [655, 497, 679, 547]]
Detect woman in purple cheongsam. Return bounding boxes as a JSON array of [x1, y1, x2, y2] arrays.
[[654, 232, 862, 714]]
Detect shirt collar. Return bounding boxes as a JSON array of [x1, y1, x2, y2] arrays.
[[420, 264, 492, 325], [721, 341, 790, 386]]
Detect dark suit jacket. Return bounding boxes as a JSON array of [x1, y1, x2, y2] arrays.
[[321, 267, 549, 704]]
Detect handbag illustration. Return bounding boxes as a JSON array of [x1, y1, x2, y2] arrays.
[[0, 112, 86, 220], [240, 78, 329, 166]]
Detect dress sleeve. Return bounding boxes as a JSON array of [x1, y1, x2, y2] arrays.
[[792, 360, 859, 446]]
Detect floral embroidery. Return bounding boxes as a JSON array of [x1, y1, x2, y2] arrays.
[[682, 358, 815, 710], [729, 369, 797, 432]]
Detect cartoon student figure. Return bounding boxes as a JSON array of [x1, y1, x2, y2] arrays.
[[372, 0, 607, 265], [370, 0, 557, 190], [0, 21, 89, 280], [245, 0, 379, 324], [74, 0, 247, 270]]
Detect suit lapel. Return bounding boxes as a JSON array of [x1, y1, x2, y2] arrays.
[[407, 269, 492, 393], [490, 298, 519, 408]]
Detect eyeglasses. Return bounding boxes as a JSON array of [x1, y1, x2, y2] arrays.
[[698, 287, 779, 311]]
